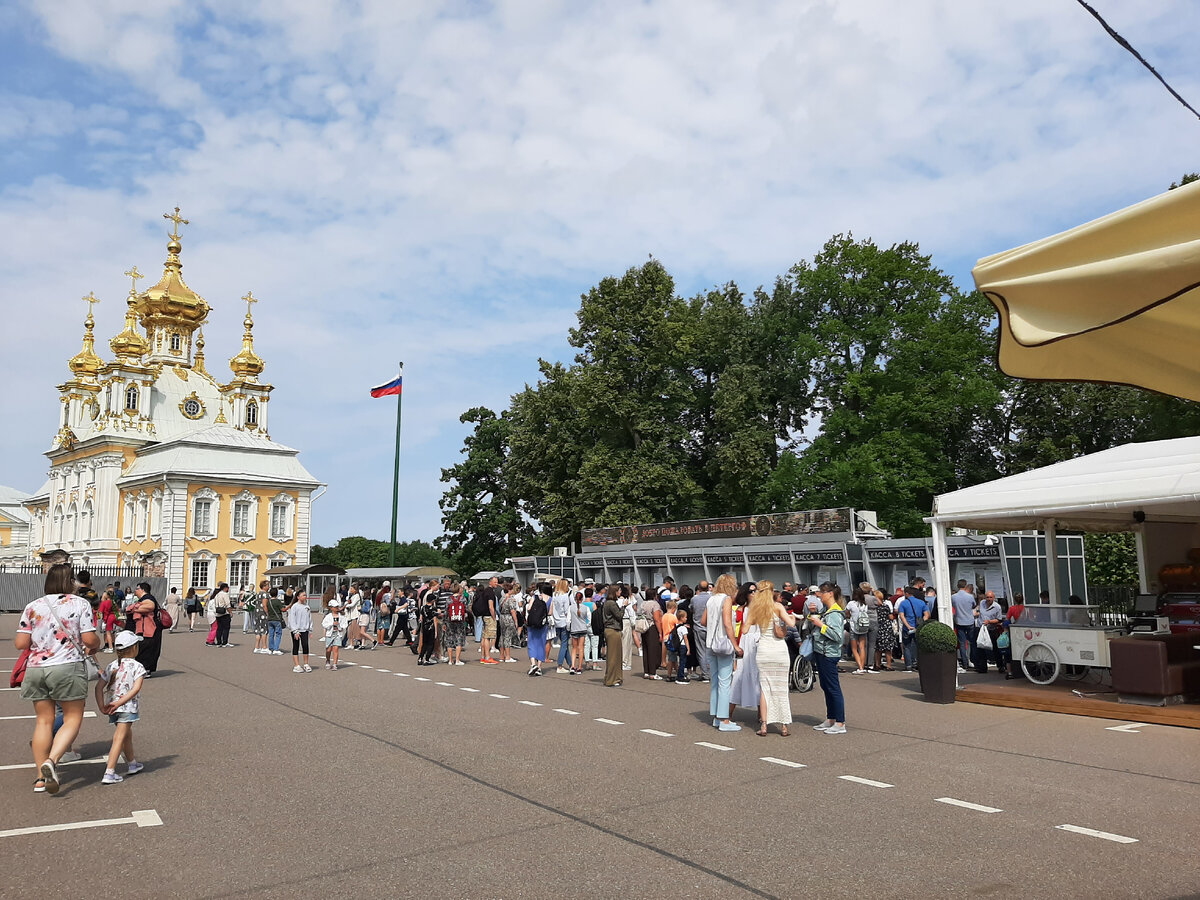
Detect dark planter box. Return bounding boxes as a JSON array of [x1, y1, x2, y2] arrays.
[[918, 650, 958, 703]]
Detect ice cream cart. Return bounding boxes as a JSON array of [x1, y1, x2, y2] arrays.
[[1011, 606, 1126, 684]]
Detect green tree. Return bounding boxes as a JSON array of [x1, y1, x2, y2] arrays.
[[311, 536, 453, 570], [437, 407, 535, 575], [1169, 172, 1199, 189], [1084, 532, 1139, 586]]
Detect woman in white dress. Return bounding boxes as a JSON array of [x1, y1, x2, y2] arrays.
[[746, 581, 795, 736], [728, 582, 762, 716]]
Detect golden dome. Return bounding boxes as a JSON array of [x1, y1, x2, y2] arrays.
[[136, 208, 210, 328], [229, 309, 265, 379], [110, 298, 151, 360], [69, 293, 104, 379]]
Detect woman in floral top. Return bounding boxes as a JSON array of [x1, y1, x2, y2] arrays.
[[14, 563, 101, 794]]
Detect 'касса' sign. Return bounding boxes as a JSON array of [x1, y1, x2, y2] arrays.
[[582, 508, 853, 547]]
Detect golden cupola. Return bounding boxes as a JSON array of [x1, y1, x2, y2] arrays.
[[229, 291, 265, 380], [68, 292, 104, 379], [137, 208, 209, 367], [110, 295, 151, 361]]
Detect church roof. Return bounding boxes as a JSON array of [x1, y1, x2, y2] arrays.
[[118, 424, 319, 489], [0, 485, 33, 523]]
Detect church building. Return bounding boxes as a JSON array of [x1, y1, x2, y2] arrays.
[[22, 209, 322, 594]]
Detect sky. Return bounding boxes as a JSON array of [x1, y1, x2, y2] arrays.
[[1, 0, 1197, 546]]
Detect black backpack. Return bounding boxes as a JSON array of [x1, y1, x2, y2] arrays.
[[591, 602, 605, 636], [527, 597, 548, 629]]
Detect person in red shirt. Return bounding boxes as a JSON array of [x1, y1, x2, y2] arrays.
[[97, 589, 117, 652]]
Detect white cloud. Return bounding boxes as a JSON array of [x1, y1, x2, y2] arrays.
[[1, 0, 1198, 546]]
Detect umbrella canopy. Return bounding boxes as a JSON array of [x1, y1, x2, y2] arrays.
[[973, 180, 1200, 401]]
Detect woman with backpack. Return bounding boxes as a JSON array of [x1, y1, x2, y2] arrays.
[[525, 584, 552, 677], [845, 587, 871, 675]]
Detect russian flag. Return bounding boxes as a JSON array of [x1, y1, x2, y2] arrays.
[[370, 371, 403, 398]]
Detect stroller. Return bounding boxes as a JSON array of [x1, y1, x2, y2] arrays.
[[785, 618, 817, 692]]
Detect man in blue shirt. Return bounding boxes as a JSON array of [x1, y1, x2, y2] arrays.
[[897, 586, 928, 672], [950, 580, 977, 673]]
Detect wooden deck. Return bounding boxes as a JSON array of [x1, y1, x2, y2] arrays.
[[955, 680, 1200, 729]]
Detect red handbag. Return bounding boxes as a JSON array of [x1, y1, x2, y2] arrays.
[[9, 648, 30, 688]]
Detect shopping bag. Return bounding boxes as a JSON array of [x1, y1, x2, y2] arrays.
[[976, 624, 993, 651], [996, 630, 1010, 650]]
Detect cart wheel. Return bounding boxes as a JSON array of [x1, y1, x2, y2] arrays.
[[791, 655, 815, 693], [1021, 642, 1060, 685], [1060, 664, 1090, 681]]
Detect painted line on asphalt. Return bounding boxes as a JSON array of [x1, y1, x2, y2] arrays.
[[935, 797, 1002, 813], [760, 757, 806, 769], [395, 673, 410, 677], [695, 741, 734, 752], [357, 665, 373, 669], [376, 669, 390, 673], [553, 709, 580, 716], [594, 718, 624, 725], [0, 808, 162, 839], [489, 693, 509, 699], [413, 677, 430, 682], [0, 712, 97, 722], [1105, 723, 1152, 733], [518, 701, 542, 707], [640, 729, 674, 738], [1056, 824, 1138, 844], [435, 682, 454, 687], [838, 775, 893, 788], [460, 687, 480, 692], [0, 756, 106, 772]]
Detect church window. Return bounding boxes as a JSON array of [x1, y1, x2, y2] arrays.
[[190, 558, 211, 590], [123, 497, 134, 541], [194, 499, 213, 536], [170, 333, 182, 352], [83, 501, 94, 542], [151, 493, 163, 540], [246, 400, 258, 427], [183, 397, 203, 418], [232, 500, 252, 537], [125, 385, 139, 412], [136, 495, 149, 540]]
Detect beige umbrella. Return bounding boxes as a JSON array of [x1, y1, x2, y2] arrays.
[[972, 179, 1200, 401]]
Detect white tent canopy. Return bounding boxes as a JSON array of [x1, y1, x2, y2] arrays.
[[930, 436, 1200, 532]]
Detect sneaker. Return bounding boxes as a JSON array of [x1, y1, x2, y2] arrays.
[[717, 721, 742, 732], [957, 666, 967, 674], [528, 665, 538, 676], [303, 664, 312, 673], [293, 665, 304, 673], [59, 750, 82, 763], [853, 668, 865, 674], [866, 667, 877, 673], [712, 718, 719, 727], [823, 724, 847, 735], [813, 721, 834, 731], [533, 668, 544, 676], [125, 761, 144, 775], [622, 664, 632, 671], [40, 761, 60, 794], [556, 667, 568, 674], [440, 656, 449, 663], [271, 650, 283, 656], [102, 770, 123, 784], [325, 662, 333, 670], [456, 660, 466, 666], [676, 677, 690, 684]]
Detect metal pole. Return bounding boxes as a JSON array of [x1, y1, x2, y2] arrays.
[[389, 362, 404, 567]]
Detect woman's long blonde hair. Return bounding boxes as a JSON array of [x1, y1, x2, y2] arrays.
[[713, 574, 738, 598], [746, 580, 777, 628], [555, 578, 570, 594]]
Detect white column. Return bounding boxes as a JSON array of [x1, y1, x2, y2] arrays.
[[930, 521, 953, 624], [1043, 519, 1059, 604], [1134, 529, 1150, 594]]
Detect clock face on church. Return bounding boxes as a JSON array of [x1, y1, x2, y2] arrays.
[[179, 392, 205, 419]]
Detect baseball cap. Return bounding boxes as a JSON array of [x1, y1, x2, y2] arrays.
[[113, 631, 142, 651], [329, 599, 342, 608], [807, 585, 819, 594], [382, 581, 391, 587], [584, 578, 594, 585]]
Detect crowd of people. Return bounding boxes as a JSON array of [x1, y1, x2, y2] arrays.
[[11, 561, 1026, 796]]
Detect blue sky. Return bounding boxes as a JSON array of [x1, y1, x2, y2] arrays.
[[1, 0, 1197, 546]]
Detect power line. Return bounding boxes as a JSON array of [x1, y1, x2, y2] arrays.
[[1073, 0, 1200, 123]]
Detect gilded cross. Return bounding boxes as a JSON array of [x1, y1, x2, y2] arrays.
[[124, 266, 143, 294], [241, 290, 258, 318], [163, 206, 189, 239], [82, 291, 100, 319]]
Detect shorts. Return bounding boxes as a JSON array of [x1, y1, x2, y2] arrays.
[[667, 650, 679, 665], [20, 661, 88, 703], [376, 615, 392, 632], [358, 614, 371, 627], [570, 630, 587, 638], [109, 711, 139, 725], [445, 624, 467, 649], [482, 616, 497, 641]]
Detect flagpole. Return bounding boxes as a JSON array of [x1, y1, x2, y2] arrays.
[[389, 362, 404, 567]]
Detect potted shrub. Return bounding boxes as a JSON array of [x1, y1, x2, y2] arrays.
[[915, 621, 958, 703]]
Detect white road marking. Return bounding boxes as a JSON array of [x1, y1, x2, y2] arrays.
[[935, 797, 1002, 813], [489, 693, 509, 699], [395, 673, 410, 677], [435, 682, 454, 686], [0, 756, 106, 772], [0, 808, 162, 839], [1056, 824, 1138, 844], [553, 708, 580, 715], [460, 687, 480, 692], [838, 775, 893, 788], [413, 677, 430, 682], [760, 757, 806, 768], [376, 669, 390, 673], [594, 718, 624, 725], [517, 700, 542, 707], [640, 729, 674, 738], [0, 712, 97, 722], [357, 665, 373, 669], [695, 741, 734, 751], [1105, 723, 1152, 733]]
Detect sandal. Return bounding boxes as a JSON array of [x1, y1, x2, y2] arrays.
[[755, 723, 767, 737], [780, 727, 790, 737], [33, 778, 46, 793]]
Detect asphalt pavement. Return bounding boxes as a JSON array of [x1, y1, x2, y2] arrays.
[[1, 619, 1198, 899]]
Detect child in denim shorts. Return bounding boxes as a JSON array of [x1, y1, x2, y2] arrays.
[[95, 630, 147, 784]]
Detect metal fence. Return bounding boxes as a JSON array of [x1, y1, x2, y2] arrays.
[[0, 574, 167, 613], [0, 563, 148, 579], [1088, 584, 1137, 627]]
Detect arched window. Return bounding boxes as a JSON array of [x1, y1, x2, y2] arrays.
[[245, 400, 258, 427], [82, 501, 94, 542], [125, 384, 139, 412], [67, 503, 78, 543]]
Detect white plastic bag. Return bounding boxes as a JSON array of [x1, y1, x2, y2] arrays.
[[976, 623, 993, 651]]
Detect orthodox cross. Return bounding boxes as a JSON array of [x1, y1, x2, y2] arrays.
[[163, 207, 189, 239], [124, 266, 143, 295], [242, 290, 258, 318], [82, 291, 100, 319]]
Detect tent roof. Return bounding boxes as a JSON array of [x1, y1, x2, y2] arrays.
[[930, 436, 1200, 531], [343, 566, 457, 580]]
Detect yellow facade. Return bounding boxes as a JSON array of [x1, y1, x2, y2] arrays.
[[0, 526, 11, 546]]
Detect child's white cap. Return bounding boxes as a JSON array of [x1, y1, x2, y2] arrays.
[[329, 600, 342, 608], [113, 631, 143, 650]]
